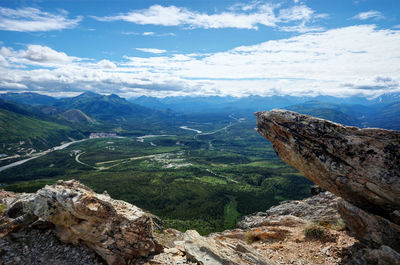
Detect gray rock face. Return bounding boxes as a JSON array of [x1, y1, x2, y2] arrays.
[[0, 180, 158, 265], [255, 109, 400, 258], [347, 245, 400, 265], [255, 109, 400, 222], [338, 199, 400, 251], [183, 230, 269, 265], [239, 191, 341, 229]]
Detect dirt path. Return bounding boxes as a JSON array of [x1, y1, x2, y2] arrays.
[[75, 152, 96, 169], [76, 153, 159, 170]]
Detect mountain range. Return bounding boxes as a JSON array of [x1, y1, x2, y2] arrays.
[[130, 93, 400, 129], [0, 91, 399, 155]]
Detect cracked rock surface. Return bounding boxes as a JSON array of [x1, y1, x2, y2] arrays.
[[255, 109, 400, 262], [0, 180, 158, 265]]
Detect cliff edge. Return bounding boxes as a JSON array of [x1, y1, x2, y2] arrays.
[[256, 109, 400, 264]]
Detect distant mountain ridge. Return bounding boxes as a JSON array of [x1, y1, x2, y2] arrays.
[[0, 92, 57, 106], [129, 92, 400, 114], [1, 91, 399, 130], [284, 100, 400, 130]]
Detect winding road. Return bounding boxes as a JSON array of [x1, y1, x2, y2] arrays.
[[0, 139, 89, 173], [1, 114, 246, 173]]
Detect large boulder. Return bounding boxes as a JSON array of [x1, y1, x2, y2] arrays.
[[255, 109, 400, 257], [255, 109, 400, 223], [0, 180, 158, 265]]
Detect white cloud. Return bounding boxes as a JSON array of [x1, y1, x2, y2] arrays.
[[351, 10, 384, 20], [96, 5, 189, 26], [136, 48, 167, 54], [96, 59, 117, 69], [0, 45, 81, 67], [228, 2, 264, 12], [95, 3, 325, 32], [278, 5, 314, 22], [279, 22, 324, 33], [0, 25, 399, 98], [121, 31, 140, 35], [0, 7, 81, 32], [143, 32, 155, 36]]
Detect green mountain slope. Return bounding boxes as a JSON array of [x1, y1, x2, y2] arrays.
[[54, 92, 155, 121], [61, 109, 95, 124], [0, 105, 83, 155]]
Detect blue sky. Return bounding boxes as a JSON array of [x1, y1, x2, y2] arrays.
[[0, 0, 399, 98]]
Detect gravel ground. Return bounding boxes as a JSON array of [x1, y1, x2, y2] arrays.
[[0, 228, 105, 265]]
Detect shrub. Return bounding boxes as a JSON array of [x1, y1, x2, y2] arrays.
[[245, 231, 259, 243], [0, 203, 6, 215], [304, 223, 327, 240]]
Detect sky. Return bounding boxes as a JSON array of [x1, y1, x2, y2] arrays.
[[0, 0, 399, 98]]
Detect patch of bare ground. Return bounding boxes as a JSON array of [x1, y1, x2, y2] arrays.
[[212, 217, 357, 265]]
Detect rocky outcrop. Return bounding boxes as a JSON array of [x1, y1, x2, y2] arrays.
[[255, 109, 400, 220], [184, 230, 270, 265], [255, 109, 400, 261], [348, 245, 400, 265], [338, 199, 400, 251], [150, 214, 355, 265], [1, 181, 358, 265], [239, 191, 341, 229], [0, 180, 158, 265]]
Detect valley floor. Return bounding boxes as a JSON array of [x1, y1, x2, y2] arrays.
[[0, 115, 312, 234]]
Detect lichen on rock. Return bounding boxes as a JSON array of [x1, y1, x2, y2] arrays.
[[255, 109, 400, 262], [255, 109, 400, 221]]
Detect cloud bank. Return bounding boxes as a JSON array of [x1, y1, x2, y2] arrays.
[[0, 25, 399, 98]]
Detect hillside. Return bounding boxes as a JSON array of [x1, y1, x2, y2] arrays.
[[55, 92, 156, 121], [61, 109, 95, 124], [0, 101, 83, 155]]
